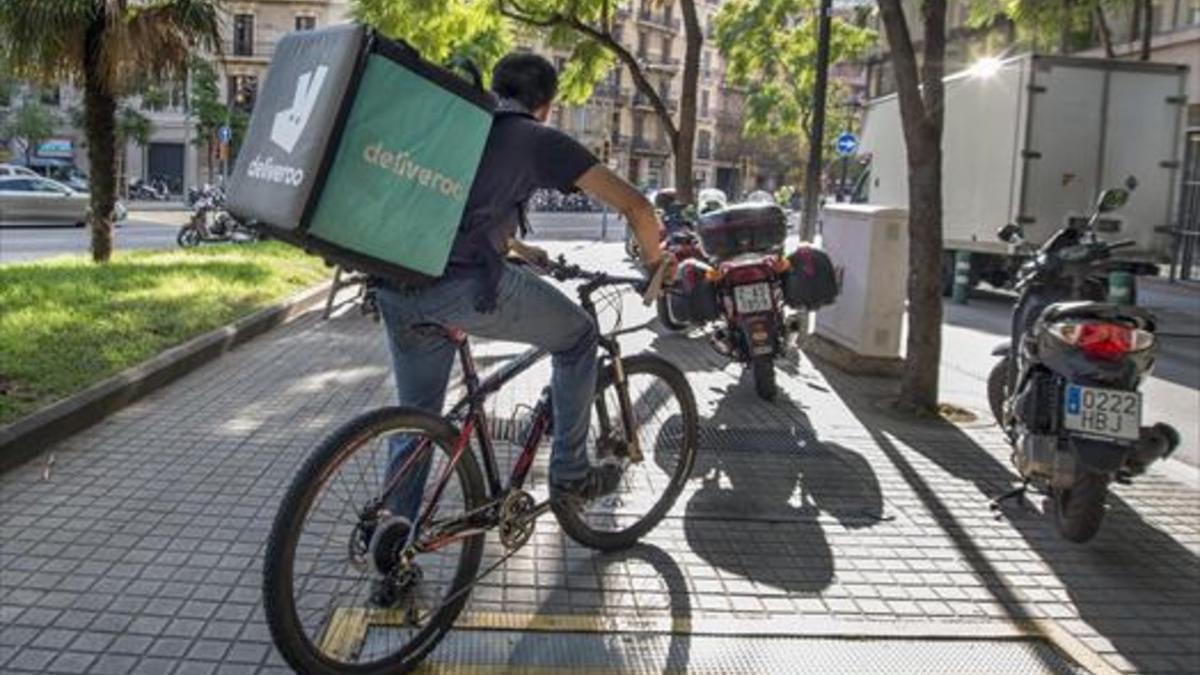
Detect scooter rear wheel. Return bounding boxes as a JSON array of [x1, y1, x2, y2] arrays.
[[1053, 472, 1108, 543]]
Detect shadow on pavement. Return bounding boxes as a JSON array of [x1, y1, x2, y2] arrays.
[[812, 360, 1200, 675], [509, 542, 693, 673], [681, 367, 884, 595]]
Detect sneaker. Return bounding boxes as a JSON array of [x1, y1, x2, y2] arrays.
[[550, 459, 624, 509]]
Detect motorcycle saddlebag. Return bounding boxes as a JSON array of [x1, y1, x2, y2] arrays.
[[783, 244, 839, 308], [226, 24, 495, 284], [698, 203, 787, 260], [669, 259, 721, 324]]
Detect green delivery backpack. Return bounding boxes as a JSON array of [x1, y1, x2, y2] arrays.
[[226, 24, 495, 284]]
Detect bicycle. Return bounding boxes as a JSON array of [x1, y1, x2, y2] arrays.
[[262, 258, 699, 674]]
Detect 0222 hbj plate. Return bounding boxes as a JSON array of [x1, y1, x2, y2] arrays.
[[1063, 384, 1140, 441]]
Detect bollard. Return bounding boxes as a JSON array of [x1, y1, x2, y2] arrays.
[[1108, 270, 1135, 305], [952, 250, 971, 304], [601, 205, 609, 241]]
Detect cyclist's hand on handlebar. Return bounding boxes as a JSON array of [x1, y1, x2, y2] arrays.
[[510, 240, 551, 269]]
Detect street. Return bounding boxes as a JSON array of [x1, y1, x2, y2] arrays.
[[0, 212, 188, 263]]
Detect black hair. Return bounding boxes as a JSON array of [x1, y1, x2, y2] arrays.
[[491, 53, 558, 111]]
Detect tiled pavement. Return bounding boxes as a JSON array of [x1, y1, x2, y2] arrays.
[[2, 244, 1198, 674]]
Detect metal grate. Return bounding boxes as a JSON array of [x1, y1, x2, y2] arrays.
[[365, 628, 1091, 674]]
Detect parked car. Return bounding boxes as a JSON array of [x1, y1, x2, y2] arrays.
[[0, 176, 127, 227], [0, 164, 39, 178]]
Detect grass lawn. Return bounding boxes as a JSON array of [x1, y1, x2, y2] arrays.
[[0, 242, 330, 425]]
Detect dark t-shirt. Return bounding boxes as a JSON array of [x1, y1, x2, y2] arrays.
[[446, 114, 597, 269]]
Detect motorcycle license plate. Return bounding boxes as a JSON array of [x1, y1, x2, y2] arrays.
[[733, 283, 772, 313], [1063, 385, 1140, 441]]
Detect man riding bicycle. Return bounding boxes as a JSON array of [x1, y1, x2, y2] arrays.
[[374, 53, 671, 566]]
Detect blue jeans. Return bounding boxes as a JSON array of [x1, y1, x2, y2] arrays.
[[376, 263, 599, 521]]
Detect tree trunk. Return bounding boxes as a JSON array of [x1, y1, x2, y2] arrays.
[[1094, 7, 1116, 58], [674, 0, 703, 203], [876, 0, 946, 414], [83, 14, 117, 263], [1139, 0, 1153, 60]]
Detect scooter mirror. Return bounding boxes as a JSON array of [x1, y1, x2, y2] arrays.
[[1096, 188, 1129, 213], [997, 223, 1023, 243]]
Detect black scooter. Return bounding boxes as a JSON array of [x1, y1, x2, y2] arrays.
[[987, 184, 1179, 543]]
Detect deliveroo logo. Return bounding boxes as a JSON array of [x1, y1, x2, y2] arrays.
[[270, 65, 329, 154]]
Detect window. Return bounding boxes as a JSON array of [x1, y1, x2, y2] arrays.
[[698, 130, 712, 159], [703, 50, 712, 73], [0, 179, 34, 192], [295, 15, 316, 31], [233, 14, 255, 56], [40, 86, 60, 106], [701, 90, 710, 117]]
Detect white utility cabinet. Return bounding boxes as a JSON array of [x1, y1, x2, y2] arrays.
[[816, 204, 909, 359]]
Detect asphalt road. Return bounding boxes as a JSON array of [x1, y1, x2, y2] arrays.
[[0, 211, 188, 263]]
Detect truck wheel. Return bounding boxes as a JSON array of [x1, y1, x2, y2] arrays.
[[1053, 472, 1108, 543], [941, 252, 955, 297], [986, 357, 1009, 426], [751, 356, 777, 401]]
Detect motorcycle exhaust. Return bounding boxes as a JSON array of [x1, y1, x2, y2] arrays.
[[1130, 422, 1180, 471]]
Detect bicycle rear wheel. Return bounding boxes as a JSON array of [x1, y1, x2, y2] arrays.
[[554, 353, 699, 551], [263, 407, 486, 675]]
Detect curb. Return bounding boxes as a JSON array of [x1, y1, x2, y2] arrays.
[[0, 280, 333, 473]]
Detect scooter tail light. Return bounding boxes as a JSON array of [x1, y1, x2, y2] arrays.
[[772, 257, 792, 274], [705, 267, 723, 282], [1047, 321, 1137, 360]]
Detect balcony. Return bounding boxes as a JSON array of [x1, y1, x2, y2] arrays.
[[631, 136, 671, 156], [221, 41, 274, 63], [637, 10, 680, 32], [632, 92, 678, 112], [591, 84, 629, 105]]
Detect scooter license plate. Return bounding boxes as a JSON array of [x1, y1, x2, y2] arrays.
[[1063, 385, 1140, 441], [733, 283, 772, 313]]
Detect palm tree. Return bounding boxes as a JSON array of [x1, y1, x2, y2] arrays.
[[0, 1, 221, 262]]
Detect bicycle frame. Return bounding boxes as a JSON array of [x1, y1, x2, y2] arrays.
[[381, 269, 650, 555]]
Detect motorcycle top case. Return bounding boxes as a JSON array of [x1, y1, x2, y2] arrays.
[[698, 203, 787, 260], [226, 24, 495, 283]]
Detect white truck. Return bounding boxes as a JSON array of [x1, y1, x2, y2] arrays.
[[856, 53, 1189, 291]]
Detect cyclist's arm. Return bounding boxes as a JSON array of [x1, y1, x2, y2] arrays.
[[575, 165, 663, 268]]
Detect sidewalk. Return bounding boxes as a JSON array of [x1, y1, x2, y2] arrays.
[[1, 244, 1197, 674]]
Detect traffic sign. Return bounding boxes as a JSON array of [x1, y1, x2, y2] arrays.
[[218, 125, 232, 144], [836, 132, 858, 156]]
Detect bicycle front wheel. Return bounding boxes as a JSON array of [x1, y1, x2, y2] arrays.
[[263, 407, 486, 675], [554, 353, 699, 551]]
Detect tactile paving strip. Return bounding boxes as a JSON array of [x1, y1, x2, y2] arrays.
[[375, 629, 1090, 674]]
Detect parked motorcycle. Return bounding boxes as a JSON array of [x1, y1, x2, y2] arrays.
[[128, 178, 166, 201], [987, 184, 1178, 543], [177, 186, 258, 247], [662, 203, 838, 400]]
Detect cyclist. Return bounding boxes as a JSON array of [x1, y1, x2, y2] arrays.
[[374, 54, 671, 545]]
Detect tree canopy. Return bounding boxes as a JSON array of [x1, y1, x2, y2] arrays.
[[714, 0, 873, 154]]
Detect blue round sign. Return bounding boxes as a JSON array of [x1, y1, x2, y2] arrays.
[[836, 132, 858, 156], [218, 125, 232, 144]]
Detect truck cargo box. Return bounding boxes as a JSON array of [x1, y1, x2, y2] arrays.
[[858, 54, 1188, 264]]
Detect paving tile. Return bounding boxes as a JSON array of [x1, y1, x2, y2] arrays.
[[1, 257, 1196, 675]]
